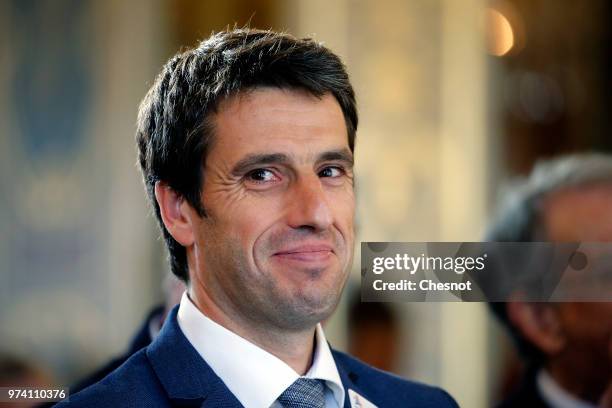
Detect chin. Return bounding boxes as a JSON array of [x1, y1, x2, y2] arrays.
[[274, 290, 340, 330]]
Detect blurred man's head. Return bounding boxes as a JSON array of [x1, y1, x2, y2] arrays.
[[486, 154, 612, 402], [137, 29, 358, 334]]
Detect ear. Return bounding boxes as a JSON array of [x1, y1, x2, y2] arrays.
[[507, 300, 566, 356], [154, 181, 196, 247]]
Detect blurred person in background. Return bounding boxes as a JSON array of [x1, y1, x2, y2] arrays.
[[0, 353, 53, 408], [56, 28, 458, 407], [347, 291, 401, 374], [67, 274, 184, 394], [485, 154, 612, 407]]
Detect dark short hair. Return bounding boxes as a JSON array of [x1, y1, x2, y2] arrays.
[[136, 29, 358, 282], [485, 154, 612, 365]]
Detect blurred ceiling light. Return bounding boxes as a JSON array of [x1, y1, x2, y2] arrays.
[[486, 7, 514, 57]]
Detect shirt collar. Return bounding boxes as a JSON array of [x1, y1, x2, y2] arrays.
[[177, 292, 345, 408], [537, 369, 596, 408]]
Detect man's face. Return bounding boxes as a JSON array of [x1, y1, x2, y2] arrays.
[[541, 184, 612, 398], [189, 88, 355, 331]]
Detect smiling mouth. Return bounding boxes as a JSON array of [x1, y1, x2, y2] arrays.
[[273, 245, 334, 262]]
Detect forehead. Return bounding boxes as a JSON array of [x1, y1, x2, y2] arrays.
[[210, 88, 349, 162], [543, 183, 612, 241]]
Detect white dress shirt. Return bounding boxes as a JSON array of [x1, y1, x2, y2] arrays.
[[537, 369, 596, 408], [177, 292, 345, 408]]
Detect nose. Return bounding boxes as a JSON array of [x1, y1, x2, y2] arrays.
[[286, 175, 333, 232]]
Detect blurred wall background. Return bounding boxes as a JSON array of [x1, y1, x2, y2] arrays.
[[0, 1, 610, 407]]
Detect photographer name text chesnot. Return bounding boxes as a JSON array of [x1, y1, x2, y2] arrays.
[[373, 279, 473, 292]]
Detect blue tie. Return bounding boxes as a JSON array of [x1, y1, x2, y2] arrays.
[[277, 378, 326, 408]]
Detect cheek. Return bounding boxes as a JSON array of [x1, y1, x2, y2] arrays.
[[228, 200, 285, 253], [333, 193, 356, 234], [329, 185, 355, 212]]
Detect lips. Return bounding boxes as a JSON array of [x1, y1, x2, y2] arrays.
[[273, 244, 334, 262]]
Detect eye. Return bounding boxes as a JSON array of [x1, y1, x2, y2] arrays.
[[318, 166, 344, 178], [245, 168, 279, 183]]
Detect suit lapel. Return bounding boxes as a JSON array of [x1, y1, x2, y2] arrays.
[[332, 350, 367, 408], [145, 306, 243, 407]]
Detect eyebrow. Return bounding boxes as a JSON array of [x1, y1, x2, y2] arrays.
[[231, 148, 354, 176], [318, 149, 354, 168], [231, 153, 291, 176]]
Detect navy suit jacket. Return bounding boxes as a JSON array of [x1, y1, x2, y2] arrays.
[[55, 307, 458, 407]]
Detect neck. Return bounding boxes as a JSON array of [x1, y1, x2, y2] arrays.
[[188, 284, 316, 375]]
